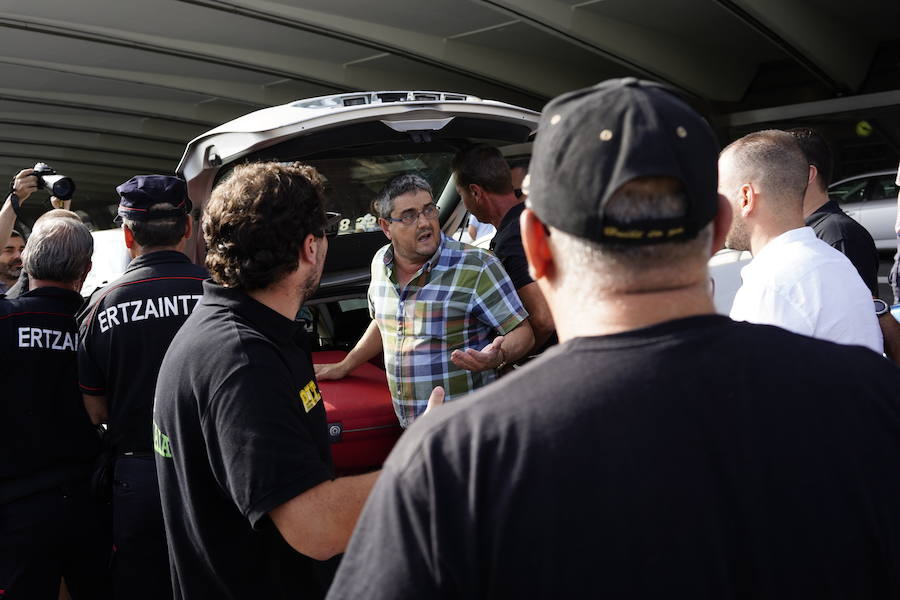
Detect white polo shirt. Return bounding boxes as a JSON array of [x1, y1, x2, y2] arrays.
[[731, 227, 883, 354]]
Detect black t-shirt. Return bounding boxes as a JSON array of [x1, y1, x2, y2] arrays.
[[154, 281, 335, 600], [490, 202, 532, 290], [78, 250, 206, 453], [0, 287, 99, 503], [805, 199, 879, 296], [490, 202, 557, 355], [328, 315, 900, 599]]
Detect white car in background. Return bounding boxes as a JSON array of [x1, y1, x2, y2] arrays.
[[828, 170, 898, 251]]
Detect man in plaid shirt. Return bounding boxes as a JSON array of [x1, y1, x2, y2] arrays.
[[316, 173, 533, 427]]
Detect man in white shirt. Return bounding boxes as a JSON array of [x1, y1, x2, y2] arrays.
[[720, 129, 883, 354]]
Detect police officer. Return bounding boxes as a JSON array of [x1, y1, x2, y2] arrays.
[[78, 176, 206, 600], [0, 210, 111, 599]]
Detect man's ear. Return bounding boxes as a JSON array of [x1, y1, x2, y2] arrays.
[[807, 164, 818, 186], [710, 195, 733, 256], [183, 215, 193, 240], [123, 225, 136, 249], [739, 183, 758, 217], [520, 208, 554, 281], [378, 218, 392, 240], [299, 233, 319, 265]]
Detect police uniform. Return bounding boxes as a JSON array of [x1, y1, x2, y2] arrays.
[[1, 286, 111, 599], [78, 176, 206, 600], [154, 282, 335, 600]]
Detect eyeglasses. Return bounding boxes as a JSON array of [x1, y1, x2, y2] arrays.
[[322, 212, 342, 237], [384, 203, 439, 226]]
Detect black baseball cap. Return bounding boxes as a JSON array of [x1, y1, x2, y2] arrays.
[[115, 175, 192, 223], [525, 78, 719, 244]]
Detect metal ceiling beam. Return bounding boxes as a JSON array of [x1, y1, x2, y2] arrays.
[[0, 157, 138, 178], [715, 0, 875, 93], [0, 11, 542, 108], [723, 89, 900, 127], [480, 0, 755, 102], [0, 123, 182, 162], [0, 111, 198, 145], [0, 87, 233, 126], [176, 0, 577, 99], [0, 143, 175, 173], [0, 13, 346, 93], [0, 57, 275, 108]]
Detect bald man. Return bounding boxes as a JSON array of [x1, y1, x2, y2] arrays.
[[720, 129, 882, 353]]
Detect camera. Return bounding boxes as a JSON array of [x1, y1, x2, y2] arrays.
[[32, 162, 76, 200]]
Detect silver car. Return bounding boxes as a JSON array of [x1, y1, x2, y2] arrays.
[[828, 170, 898, 251]]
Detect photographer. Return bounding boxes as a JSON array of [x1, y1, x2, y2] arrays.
[[0, 210, 111, 599], [0, 166, 73, 297]]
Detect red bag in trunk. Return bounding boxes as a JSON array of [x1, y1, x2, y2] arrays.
[[313, 350, 402, 475]]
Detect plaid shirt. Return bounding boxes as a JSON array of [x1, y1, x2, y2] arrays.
[[369, 234, 528, 427]]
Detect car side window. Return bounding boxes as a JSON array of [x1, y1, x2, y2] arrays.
[[869, 175, 899, 201], [828, 178, 869, 205]]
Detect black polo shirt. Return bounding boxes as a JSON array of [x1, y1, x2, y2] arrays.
[[0, 287, 99, 503], [489, 202, 532, 290], [78, 250, 206, 454], [154, 281, 334, 600], [805, 199, 879, 296]]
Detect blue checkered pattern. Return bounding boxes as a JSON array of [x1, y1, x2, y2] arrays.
[[368, 234, 528, 427]]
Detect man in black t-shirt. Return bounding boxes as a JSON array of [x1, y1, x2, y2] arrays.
[[1, 211, 111, 599], [788, 127, 900, 363], [327, 79, 900, 599], [788, 128, 879, 294], [154, 162, 391, 600], [452, 145, 556, 358], [79, 175, 206, 600]]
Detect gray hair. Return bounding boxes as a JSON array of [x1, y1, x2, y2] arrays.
[[550, 177, 712, 294], [372, 173, 433, 219], [22, 215, 93, 282]]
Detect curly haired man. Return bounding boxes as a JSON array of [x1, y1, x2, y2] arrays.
[[153, 162, 387, 600]]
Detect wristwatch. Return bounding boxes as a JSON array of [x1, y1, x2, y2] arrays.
[[874, 298, 890, 317]]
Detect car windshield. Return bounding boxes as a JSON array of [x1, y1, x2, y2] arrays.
[[216, 152, 455, 235]]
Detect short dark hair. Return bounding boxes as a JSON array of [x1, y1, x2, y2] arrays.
[[123, 206, 187, 248], [8, 229, 22, 240], [788, 127, 833, 190], [451, 144, 513, 195], [203, 162, 328, 291], [372, 173, 432, 219], [722, 130, 809, 205]]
